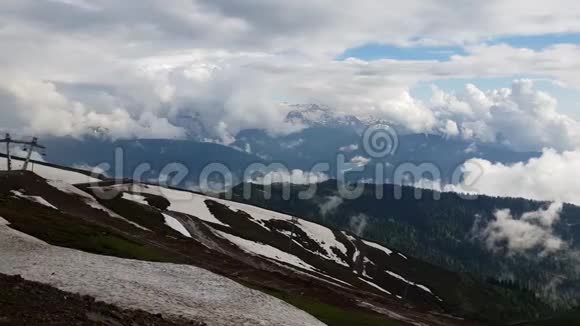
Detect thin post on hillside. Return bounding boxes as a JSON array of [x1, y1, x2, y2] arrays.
[[0, 133, 12, 171]]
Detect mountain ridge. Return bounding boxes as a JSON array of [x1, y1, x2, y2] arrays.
[[0, 158, 551, 325]]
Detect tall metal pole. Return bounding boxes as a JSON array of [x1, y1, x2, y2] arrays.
[[22, 137, 37, 171]]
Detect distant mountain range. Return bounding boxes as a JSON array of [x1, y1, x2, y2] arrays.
[[285, 104, 371, 129], [36, 103, 539, 188]]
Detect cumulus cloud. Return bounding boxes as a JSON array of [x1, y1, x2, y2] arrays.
[[474, 203, 565, 257], [0, 79, 186, 139], [439, 120, 460, 137], [432, 80, 580, 150], [431, 80, 580, 151], [454, 149, 580, 205], [2, 1, 580, 150]]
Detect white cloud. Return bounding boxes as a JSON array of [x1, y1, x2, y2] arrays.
[[249, 169, 329, 185], [440, 120, 460, 137], [339, 144, 358, 152], [6, 0, 580, 56], [350, 156, 371, 167], [0, 79, 185, 139], [431, 80, 580, 151], [349, 213, 369, 237], [319, 195, 344, 216], [1, 1, 580, 150], [474, 203, 565, 257], [455, 149, 580, 205]]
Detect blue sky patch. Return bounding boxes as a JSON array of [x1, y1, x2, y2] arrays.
[[337, 44, 466, 61], [339, 34, 580, 62], [489, 34, 580, 50]]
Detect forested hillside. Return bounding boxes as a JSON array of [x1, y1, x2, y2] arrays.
[[228, 181, 580, 309]]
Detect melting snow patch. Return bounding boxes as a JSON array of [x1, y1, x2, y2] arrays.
[[10, 190, 57, 210], [385, 270, 437, 298], [86, 200, 151, 232], [47, 180, 96, 200], [162, 213, 192, 238], [223, 201, 349, 266], [362, 240, 393, 256], [122, 193, 149, 206], [105, 184, 230, 227], [363, 257, 376, 266], [48, 181, 150, 231], [342, 232, 361, 263], [295, 220, 348, 266], [358, 277, 392, 295], [217, 231, 318, 272]]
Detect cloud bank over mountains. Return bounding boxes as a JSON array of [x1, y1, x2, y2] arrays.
[[1, 0, 580, 152], [457, 149, 580, 206], [432, 80, 580, 151]]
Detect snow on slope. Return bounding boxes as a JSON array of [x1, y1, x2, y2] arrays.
[[125, 183, 349, 266], [162, 213, 192, 238], [343, 232, 361, 263], [0, 216, 325, 326], [358, 277, 392, 296], [122, 193, 149, 205], [216, 230, 318, 272], [385, 270, 435, 295], [48, 180, 151, 232], [48, 180, 94, 199], [362, 239, 393, 256], [0, 157, 101, 184], [52, 177, 440, 302], [10, 190, 57, 210], [107, 183, 361, 271], [210, 198, 349, 266], [105, 183, 351, 267], [104, 184, 229, 227]]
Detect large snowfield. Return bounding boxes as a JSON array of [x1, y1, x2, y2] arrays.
[[0, 216, 325, 326]]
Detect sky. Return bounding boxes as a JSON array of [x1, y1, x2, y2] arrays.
[[1, 0, 580, 153]]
